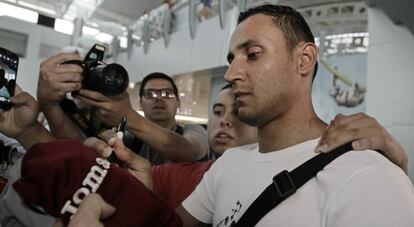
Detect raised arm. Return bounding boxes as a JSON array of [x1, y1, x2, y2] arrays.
[[316, 113, 408, 173], [0, 86, 56, 150], [37, 52, 84, 139], [75, 89, 208, 162]]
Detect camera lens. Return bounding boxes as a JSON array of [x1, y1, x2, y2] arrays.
[[84, 63, 129, 96]]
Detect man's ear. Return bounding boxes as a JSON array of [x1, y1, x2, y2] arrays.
[[297, 42, 317, 78]]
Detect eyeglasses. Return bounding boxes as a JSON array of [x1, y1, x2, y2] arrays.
[[143, 89, 176, 99]]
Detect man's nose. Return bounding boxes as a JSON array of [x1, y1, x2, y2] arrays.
[[224, 58, 245, 83]]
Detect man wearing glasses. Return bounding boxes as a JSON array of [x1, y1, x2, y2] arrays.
[[127, 72, 209, 164], [73, 72, 209, 164], [37, 50, 209, 164]]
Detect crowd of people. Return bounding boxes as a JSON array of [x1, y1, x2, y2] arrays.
[[0, 4, 413, 227]]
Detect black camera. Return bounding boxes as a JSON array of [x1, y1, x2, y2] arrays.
[[63, 44, 129, 96]]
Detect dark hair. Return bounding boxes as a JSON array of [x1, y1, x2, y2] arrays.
[[238, 4, 318, 80], [220, 83, 232, 91], [139, 72, 179, 99], [0, 69, 6, 87]]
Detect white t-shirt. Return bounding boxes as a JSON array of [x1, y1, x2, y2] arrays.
[[182, 138, 414, 227]]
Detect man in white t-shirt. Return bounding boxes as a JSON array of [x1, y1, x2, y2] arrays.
[[177, 4, 414, 226]]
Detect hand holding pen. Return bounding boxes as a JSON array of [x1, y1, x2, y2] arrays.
[[107, 116, 126, 163]]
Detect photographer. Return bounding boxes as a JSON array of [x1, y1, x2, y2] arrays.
[[38, 51, 209, 163], [75, 72, 209, 164]]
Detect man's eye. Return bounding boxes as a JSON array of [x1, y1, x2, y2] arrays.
[[247, 52, 261, 60], [213, 109, 224, 116]]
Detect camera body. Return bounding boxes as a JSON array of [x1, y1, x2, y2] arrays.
[[63, 44, 129, 96]]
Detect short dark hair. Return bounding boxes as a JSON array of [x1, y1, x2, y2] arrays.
[[139, 72, 179, 99], [238, 4, 318, 80], [220, 83, 232, 91]]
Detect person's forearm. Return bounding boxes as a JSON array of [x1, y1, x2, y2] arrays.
[[127, 112, 205, 162], [16, 123, 57, 150], [41, 104, 84, 139]]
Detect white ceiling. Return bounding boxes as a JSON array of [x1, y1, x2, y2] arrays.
[[91, 0, 164, 25], [2, 0, 412, 36]]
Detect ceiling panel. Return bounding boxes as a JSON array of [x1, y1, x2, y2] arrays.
[[92, 0, 163, 24]]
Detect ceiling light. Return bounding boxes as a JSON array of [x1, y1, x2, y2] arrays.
[[83, 26, 100, 36], [0, 2, 38, 23], [120, 36, 128, 48], [54, 18, 74, 35], [17, 1, 56, 16], [95, 32, 113, 43]]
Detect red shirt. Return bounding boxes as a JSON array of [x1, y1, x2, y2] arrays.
[[151, 160, 214, 208]]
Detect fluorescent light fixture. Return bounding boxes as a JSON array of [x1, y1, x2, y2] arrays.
[[63, 0, 104, 21], [0, 2, 38, 23], [17, 1, 56, 15], [128, 82, 135, 89], [54, 18, 74, 35], [175, 115, 208, 124], [325, 32, 369, 40], [95, 32, 113, 43], [82, 26, 100, 36], [120, 36, 128, 48]]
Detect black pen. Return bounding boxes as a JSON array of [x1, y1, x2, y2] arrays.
[[108, 116, 126, 163]]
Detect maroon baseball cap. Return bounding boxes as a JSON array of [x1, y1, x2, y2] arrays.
[[14, 139, 182, 227]]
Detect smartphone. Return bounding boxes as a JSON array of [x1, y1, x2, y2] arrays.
[[0, 47, 18, 110]]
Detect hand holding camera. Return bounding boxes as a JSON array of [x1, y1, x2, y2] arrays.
[[38, 44, 129, 106], [63, 44, 129, 97], [74, 89, 136, 128], [37, 52, 83, 107]]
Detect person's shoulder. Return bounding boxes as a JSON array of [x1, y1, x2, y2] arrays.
[[183, 123, 206, 131], [322, 149, 410, 189], [152, 161, 213, 175], [332, 149, 400, 172], [217, 143, 259, 161]]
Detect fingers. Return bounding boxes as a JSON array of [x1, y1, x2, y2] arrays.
[[14, 84, 23, 95], [52, 64, 83, 76], [40, 82, 82, 99], [92, 194, 116, 219], [40, 52, 81, 68], [111, 137, 151, 170], [316, 113, 377, 153], [97, 130, 117, 143], [74, 96, 105, 113], [70, 194, 115, 227], [77, 89, 107, 102], [83, 137, 113, 158], [40, 65, 83, 83], [10, 92, 37, 107]]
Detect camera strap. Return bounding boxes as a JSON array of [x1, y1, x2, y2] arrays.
[[231, 142, 354, 227]]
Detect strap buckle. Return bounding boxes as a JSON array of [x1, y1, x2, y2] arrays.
[[273, 170, 297, 199]]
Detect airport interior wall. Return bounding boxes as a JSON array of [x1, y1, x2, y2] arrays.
[[366, 8, 414, 180]]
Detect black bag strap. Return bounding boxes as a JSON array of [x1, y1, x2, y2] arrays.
[[232, 142, 353, 227]]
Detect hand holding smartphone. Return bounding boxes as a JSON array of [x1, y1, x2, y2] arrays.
[[0, 47, 18, 110]]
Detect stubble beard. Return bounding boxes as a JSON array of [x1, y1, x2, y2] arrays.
[[238, 105, 266, 127]]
